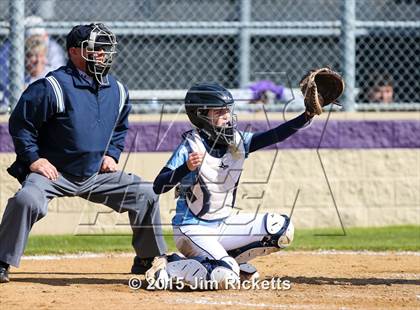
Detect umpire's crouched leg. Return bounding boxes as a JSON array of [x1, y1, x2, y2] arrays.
[[83, 172, 167, 260], [122, 173, 167, 259], [0, 180, 49, 267]]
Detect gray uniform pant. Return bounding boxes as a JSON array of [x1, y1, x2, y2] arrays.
[[0, 171, 167, 267]]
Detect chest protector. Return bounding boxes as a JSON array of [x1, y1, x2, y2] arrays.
[[184, 130, 246, 220]]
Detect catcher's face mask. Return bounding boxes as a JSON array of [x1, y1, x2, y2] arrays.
[[81, 24, 117, 85], [197, 105, 237, 147]]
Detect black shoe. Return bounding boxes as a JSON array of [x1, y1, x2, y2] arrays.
[[0, 267, 9, 283], [131, 256, 153, 275]]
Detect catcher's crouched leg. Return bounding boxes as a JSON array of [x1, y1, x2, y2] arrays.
[[204, 256, 240, 289], [144, 253, 192, 289], [228, 213, 295, 265], [166, 256, 240, 290]]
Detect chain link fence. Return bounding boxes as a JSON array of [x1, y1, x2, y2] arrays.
[[0, 0, 419, 113]]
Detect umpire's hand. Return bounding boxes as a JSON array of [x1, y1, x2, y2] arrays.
[[101, 155, 118, 173], [29, 158, 59, 181]]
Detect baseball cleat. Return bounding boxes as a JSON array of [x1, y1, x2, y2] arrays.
[[166, 259, 208, 287], [0, 267, 9, 283], [234, 247, 278, 264], [239, 263, 260, 282], [131, 256, 153, 275]]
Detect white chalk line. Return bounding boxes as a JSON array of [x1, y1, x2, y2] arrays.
[[21, 252, 132, 261], [278, 250, 420, 256], [169, 297, 316, 309], [21, 250, 420, 261]]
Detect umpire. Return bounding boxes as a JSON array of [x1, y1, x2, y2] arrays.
[[0, 23, 167, 283]]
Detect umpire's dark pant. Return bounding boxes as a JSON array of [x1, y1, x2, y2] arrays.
[[0, 171, 167, 267]]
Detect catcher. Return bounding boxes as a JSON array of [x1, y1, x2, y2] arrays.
[[154, 68, 344, 288]]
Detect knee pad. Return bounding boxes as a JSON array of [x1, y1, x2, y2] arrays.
[[264, 213, 294, 249]]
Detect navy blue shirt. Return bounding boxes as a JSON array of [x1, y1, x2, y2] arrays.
[[9, 61, 130, 177]]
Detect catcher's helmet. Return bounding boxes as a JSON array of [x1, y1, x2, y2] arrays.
[[67, 23, 117, 85], [185, 83, 236, 146]]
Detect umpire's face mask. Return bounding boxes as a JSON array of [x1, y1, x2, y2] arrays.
[[81, 24, 117, 85]]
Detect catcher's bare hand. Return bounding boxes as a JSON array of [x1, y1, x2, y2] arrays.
[[29, 158, 59, 181], [187, 152, 204, 171], [101, 155, 118, 173]]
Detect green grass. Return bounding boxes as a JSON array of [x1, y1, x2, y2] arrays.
[[291, 225, 420, 251], [25, 225, 419, 256], [25, 233, 176, 255]]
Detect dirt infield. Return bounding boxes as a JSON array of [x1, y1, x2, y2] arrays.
[[1, 251, 419, 309]]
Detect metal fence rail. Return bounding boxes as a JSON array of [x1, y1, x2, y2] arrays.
[[0, 0, 419, 113]]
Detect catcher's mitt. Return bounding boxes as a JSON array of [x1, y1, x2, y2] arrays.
[[299, 67, 345, 116]]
